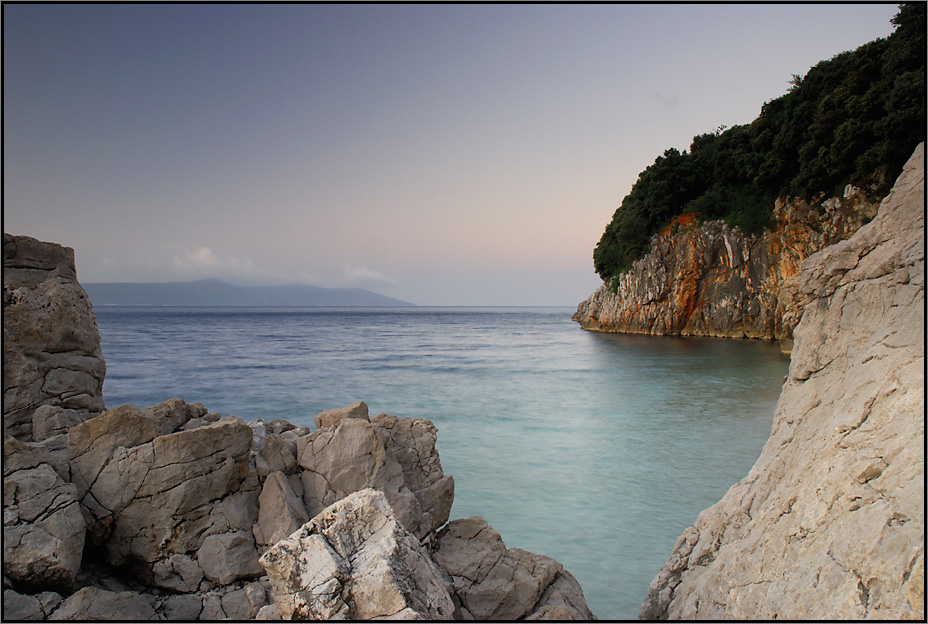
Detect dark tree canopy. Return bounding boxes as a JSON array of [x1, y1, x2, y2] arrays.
[[593, 3, 926, 283]]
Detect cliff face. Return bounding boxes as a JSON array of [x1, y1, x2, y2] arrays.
[[639, 143, 924, 620], [3, 234, 106, 440], [573, 188, 879, 348]]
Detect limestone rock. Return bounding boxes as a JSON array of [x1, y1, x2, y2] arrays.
[[254, 470, 309, 547], [297, 413, 453, 540], [68, 401, 259, 575], [372, 413, 455, 536], [432, 516, 592, 621], [3, 443, 85, 593], [313, 400, 370, 428], [3, 233, 106, 441], [31, 406, 87, 443], [640, 143, 925, 620], [525, 569, 597, 620], [197, 531, 264, 585], [150, 553, 204, 593], [3, 589, 44, 620], [260, 488, 455, 621], [573, 184, 880, 347], [48, 586, 156, 620], [297, 416, 422, 536]]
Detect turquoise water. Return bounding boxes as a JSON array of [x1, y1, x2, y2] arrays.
[[94, 306, 789, 619]]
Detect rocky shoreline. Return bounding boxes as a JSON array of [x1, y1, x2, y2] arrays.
[[3, 234, 594, 620], [572, 177, 881, 351], [640, 143, 924, 619], [4, 143, 923, 620]]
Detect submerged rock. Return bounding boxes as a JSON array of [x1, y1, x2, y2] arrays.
[[640, 143, 925, 620]]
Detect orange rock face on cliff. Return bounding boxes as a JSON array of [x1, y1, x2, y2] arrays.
[[573, 188, 880, 348]]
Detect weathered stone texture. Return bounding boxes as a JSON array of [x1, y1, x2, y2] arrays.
[[260, 488, 456, 620], [640, 143, 925, 620], [433, 516, 595, 621], [3, 234, 105, 440], [3, 441, 85, 594], [573, 185, 880, 348]]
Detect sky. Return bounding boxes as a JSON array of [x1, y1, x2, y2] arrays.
[[3, 3, 900, 306]]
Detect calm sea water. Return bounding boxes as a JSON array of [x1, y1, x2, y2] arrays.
[[94, 306, 789, 620]]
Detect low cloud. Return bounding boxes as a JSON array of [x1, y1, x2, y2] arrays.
[[98, 245, 272, 284], [170, 246, 265, 282], [342, 265, 398, 289]]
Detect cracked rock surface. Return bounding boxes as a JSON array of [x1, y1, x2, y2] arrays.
[[3, 234, 105, 441], [639, 143, 925, 620]]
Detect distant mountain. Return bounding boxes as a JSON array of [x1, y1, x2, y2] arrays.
[[82, 278, 415, 307]]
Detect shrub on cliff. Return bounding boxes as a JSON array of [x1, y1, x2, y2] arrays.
[[594, 3, 926, 284]]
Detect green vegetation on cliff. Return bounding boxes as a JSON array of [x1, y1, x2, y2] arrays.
[[593, 3, 925, 283]]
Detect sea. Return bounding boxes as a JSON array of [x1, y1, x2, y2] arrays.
[[93, 306, 790, 620]]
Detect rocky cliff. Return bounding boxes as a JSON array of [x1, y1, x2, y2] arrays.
[[573, 185, 880, 349], [640, 143, 925, 620], [3, 234, 106, 441], [2, 234, 594, 620]]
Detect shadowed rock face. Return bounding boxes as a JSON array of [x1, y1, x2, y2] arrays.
[[639, 143, 925, 620], [3, 234, 106, 441], [573, 187, 880, 349]]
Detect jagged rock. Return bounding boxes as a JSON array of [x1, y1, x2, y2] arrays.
[[260, 488, 455, 620], [68, 401, 259, 577], [3, 233, 106, 441], [31, 406, 87, 443], [196, 531, 264, 586], [48, 586, 156, 620], [254, 471, 309, 547], [3, 443, 85, 593], [5, 436, 71, 483], [372, 413, 455, 537], [3, 589, 43, 620], [573, 186, 880, 348], [524, 569, 597, 620], [640, 143, 925, 620], [432, 516, 593, 621], [255, 432, 298, 479], [297, 416, 422, 537], [313, 400, 370, 428], [160, 594, 202, 620], [219, 582, 267, 619], [150, 553, 204, 592], [296, 412, 453, 540]]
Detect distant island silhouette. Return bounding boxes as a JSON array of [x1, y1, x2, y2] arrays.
[[83, 278, 414, 307]]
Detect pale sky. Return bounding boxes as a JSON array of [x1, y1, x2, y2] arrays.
[[3, 3, 899, 305]]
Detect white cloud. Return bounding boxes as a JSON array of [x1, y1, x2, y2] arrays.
[[342, 265, 398, 288], [169, 246, 266, 283]]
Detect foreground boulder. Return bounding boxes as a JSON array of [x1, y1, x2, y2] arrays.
[[3, 441, 85, 594], [640, 143, 925, 620], [260, 488, 456, 620], [433, 516, 595, 620]]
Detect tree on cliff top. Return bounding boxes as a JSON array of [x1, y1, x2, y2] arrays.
[[593, 3, 926, 284]]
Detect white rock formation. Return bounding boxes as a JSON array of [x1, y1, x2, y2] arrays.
[[260, 488, 456, 620], [639, 143, 925, 620]]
